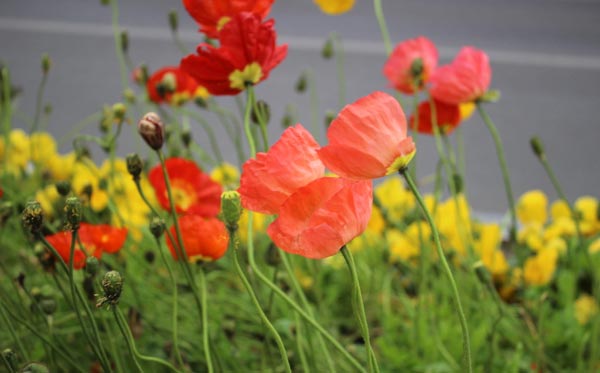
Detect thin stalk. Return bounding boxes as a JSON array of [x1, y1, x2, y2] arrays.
[[2, 68, 12, 169], [0, 301, 29, 361], [332, 33, 347, 110], [180, 108, 224, 164], [372, 0, 392, 55], [341, 246, 380, 373], [307, 69, 320, 141], [31, 69, 48, 133], [243, 88, 258, 157], [476, 102, 517, 242], [229, 229, 292, 372], [198, 267, 214, 373], [110, 0, 129, 91], [408, 90, 420, 180], [295, 312, 311, 373], [57, 111, 102, 146], [401, 169, 472, 373], [456, 127, 467, 195]]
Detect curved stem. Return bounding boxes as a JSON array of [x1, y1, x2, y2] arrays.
[[476, 102, 517, 242], [341, 246, 379, 373], [243, 88, 257, 157], [307, 69, 321, 142], [229, 229, 292, 372], [198, 267, 214, 373], [401, 170, 472, 373]]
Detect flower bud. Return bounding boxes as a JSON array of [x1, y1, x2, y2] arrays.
[[452, 173, 464, 194], [150, 217, 166, 239], [126, 153, 143, 180], [112, 102, 127, 122], [324, 110, 336, 128], [181, 130, 192, 148], [132, 64, 149, 85], [221, 191, 242, 231], [530, 136, 545, 159], [138, 112, 165, 150], [295, 73, 307, 93], [321, 37, 334, 59], [1, 349, 18, 371], [41, 53, 51, 74], [39, 298, 57, 316], [22, 201, 44, 235], [55, 181, 71, 197], [251, 100, 270, 125], [144, 250, 156, 264], [168, 10, 178, 32], [120, 31, 129, 53], [97, 271, 123, 308], [409, 58, 424, 82], [22, 363, 50, 373], [123, 88, 136, 104], [64, 196, 82, 231], [281, 113, 293, 128], [195, 96, 208, 109], [85, 256, 100, 277]]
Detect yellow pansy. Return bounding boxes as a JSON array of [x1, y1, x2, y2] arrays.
[[29, 132, 57, 167], [387, 229, 419, 263], [575, 196, 599, 235], [517, 190, 548, 226], [523, 248, 559, 286], [574, 294, 598, 325], [375, 176, 415, 222], [35, 184, 61, 217], [314, 0, 355, 15]]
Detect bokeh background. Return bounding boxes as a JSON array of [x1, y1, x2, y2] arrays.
[[1, 0, 599, 214]]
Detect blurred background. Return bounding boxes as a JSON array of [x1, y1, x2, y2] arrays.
[[1, 0, 599, 215]]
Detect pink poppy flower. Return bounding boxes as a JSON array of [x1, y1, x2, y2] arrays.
[[429, 46, 492, 105], [409, 99, 461, 135], [238, 124, 325, 214], [267, 177, 373, 259], [383, 36, 438, 94], [318, 91, 416, 179]]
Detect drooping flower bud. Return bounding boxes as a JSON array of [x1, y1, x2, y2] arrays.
[[530, 136, 545, 159], [221, 191, 242, 231], [55, 181, 71, 197], [22, 201, 44, 235], [96, 270, 123, 308], [126, 153, 143, 181], [321, 37, 334, 59], [120, 31, 129, 53], [64, 196, 82, 231], [138, 112, 165, 150], [150, 217, 166, 239]]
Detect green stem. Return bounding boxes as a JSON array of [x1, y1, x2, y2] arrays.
[[57, 111, 102, 146], [198, 267, 214, 373], [476, 102, 517, 242], [307, 69, 321, 141], [401, 170, 473, 373], [295, 312, 311, 373], [229, 229, 292, 372], [408, 90, 420, 180], [180, 108, 224, 164], [0, 301, 29, 361], [332, 33, 347, 110], [243, 88, 258, 157], [31, 70, 48, 133], [341, 246, 380, 373], [372, 0, 392, 55], [110, 0, 129, 91]]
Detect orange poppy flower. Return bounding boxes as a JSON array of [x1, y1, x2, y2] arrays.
[[383, 36, 438, 94], [180, 12, 288, 96], [149, 158, 222, 217], [78, 223, 128, 254], [238, 124, 325, 215], [45, 231, 91, 269], [166, 214, 229, 261], [146, 66, 206, 105], [429, 46, 491, 105], [267, 177, 373, 259], [183, 0, 275, 38], [318, 91, 416, 179], [409, 99, 461, 135]]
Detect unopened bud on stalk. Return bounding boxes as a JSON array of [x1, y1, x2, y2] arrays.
[[132, 64, 149, 85], [41, 53, 51, 74], [85, 257, 100, 277], [221, 191, 242, 231], [150, 217, 166, 239], [324, 110, 336, 128], [112, 102, 127, 122], [295, 73, 307, 93], [39, 298, 57, 316], [168, 10, 178, 32], [96, 270, 123, 308], [120, 31, 129, 53], [281, 113, 293, 128], [22, 201, 44, 235], [126, 153, 143, 180], [321, 37, 334, 59], [195, 96, 207, 109], [138, 112, 165, 150], [55, 181, 71, 196], [64, 196, 82, 231], [530, 136, 545, 159], [251, 100, 270, 125], [181, 130, 192, 148], [21, 363, 50, 373], [2, 349, 18, 371], [123, 88, 136, 104], [452, 173, 464, 194]]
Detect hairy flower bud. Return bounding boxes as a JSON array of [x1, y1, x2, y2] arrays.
[[120, 31, 129, 53], [112, 102, 127, 122], [1, 349, 18, 371], [64, 196, 82, 231], [41, 53, 51, 74], [530, 136, 545, 159], [55, 181, 71, 197], [126, 153, 143, 180], [295, 73, 307, 93], [321, 37, 334, 59], [96, 271, 123, 308], [138, 112, 165, 150], [22, 201, 44, 235], [221, 191, 242, 231], [85, 256, 100, 277], [168, 10, 178, 32], [150, 217, 166, 239]]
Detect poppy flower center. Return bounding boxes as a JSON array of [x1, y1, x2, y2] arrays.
[[229, 62, 263, 90], [170, 180, 197, 211]]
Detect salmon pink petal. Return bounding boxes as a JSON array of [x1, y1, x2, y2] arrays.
[[267, 177, 372, 259], [239, 124, 325, 214], [409, 99, 461, 135], [383, 36, 438, 94], [429, 46, 491, 104], [319, 91, 414, 179]]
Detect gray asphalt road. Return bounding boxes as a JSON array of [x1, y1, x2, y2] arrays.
[[1, 0, 599, 214]]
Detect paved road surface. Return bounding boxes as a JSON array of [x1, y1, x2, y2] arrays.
[[1, 0, 599, 214]]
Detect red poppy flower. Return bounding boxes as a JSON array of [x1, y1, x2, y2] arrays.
[[166, 214, 229, 261], [146, 66, 206, 104], [318, 91, 416, 179], [180, 12, 288, 96], [238, 124, 325, 215], [267, 177, 372, 259], [383, 36, 438, 94], [45, 231, 101, 270], [183, 0, 275, 38], [429, 46, 491, 105], [149, 158, 222, 217], [409, 99, 461, 135], [78, 223, 128, 254]]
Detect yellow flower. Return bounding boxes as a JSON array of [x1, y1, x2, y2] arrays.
[[46, 152, 77, 181], [517, 190, 548, 226], [387, 229, 419, 263], [210, 163, 240, 190], [543, 217, 576, 242], [313, 0, 355, 15], [29, 132, 57, 167], [544, 237, 567, 256], [294, 269, 314, 290], [435, 194, 471, 256], [575, 196, 599, 235], [551, 199, 571, 221], [589, 238, 600, 255], [374, 176, 415, 222], [474, 224, 508, 278], [71, 161, 108, 212], [523, 248, 559, 286], [574, 294, 598, 325], [35, 184, 60, 217], [238, 211, 268, 245], [366, 206, 385, 235], [0, 129, 30, 173], [518, 223, 544, 251]]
